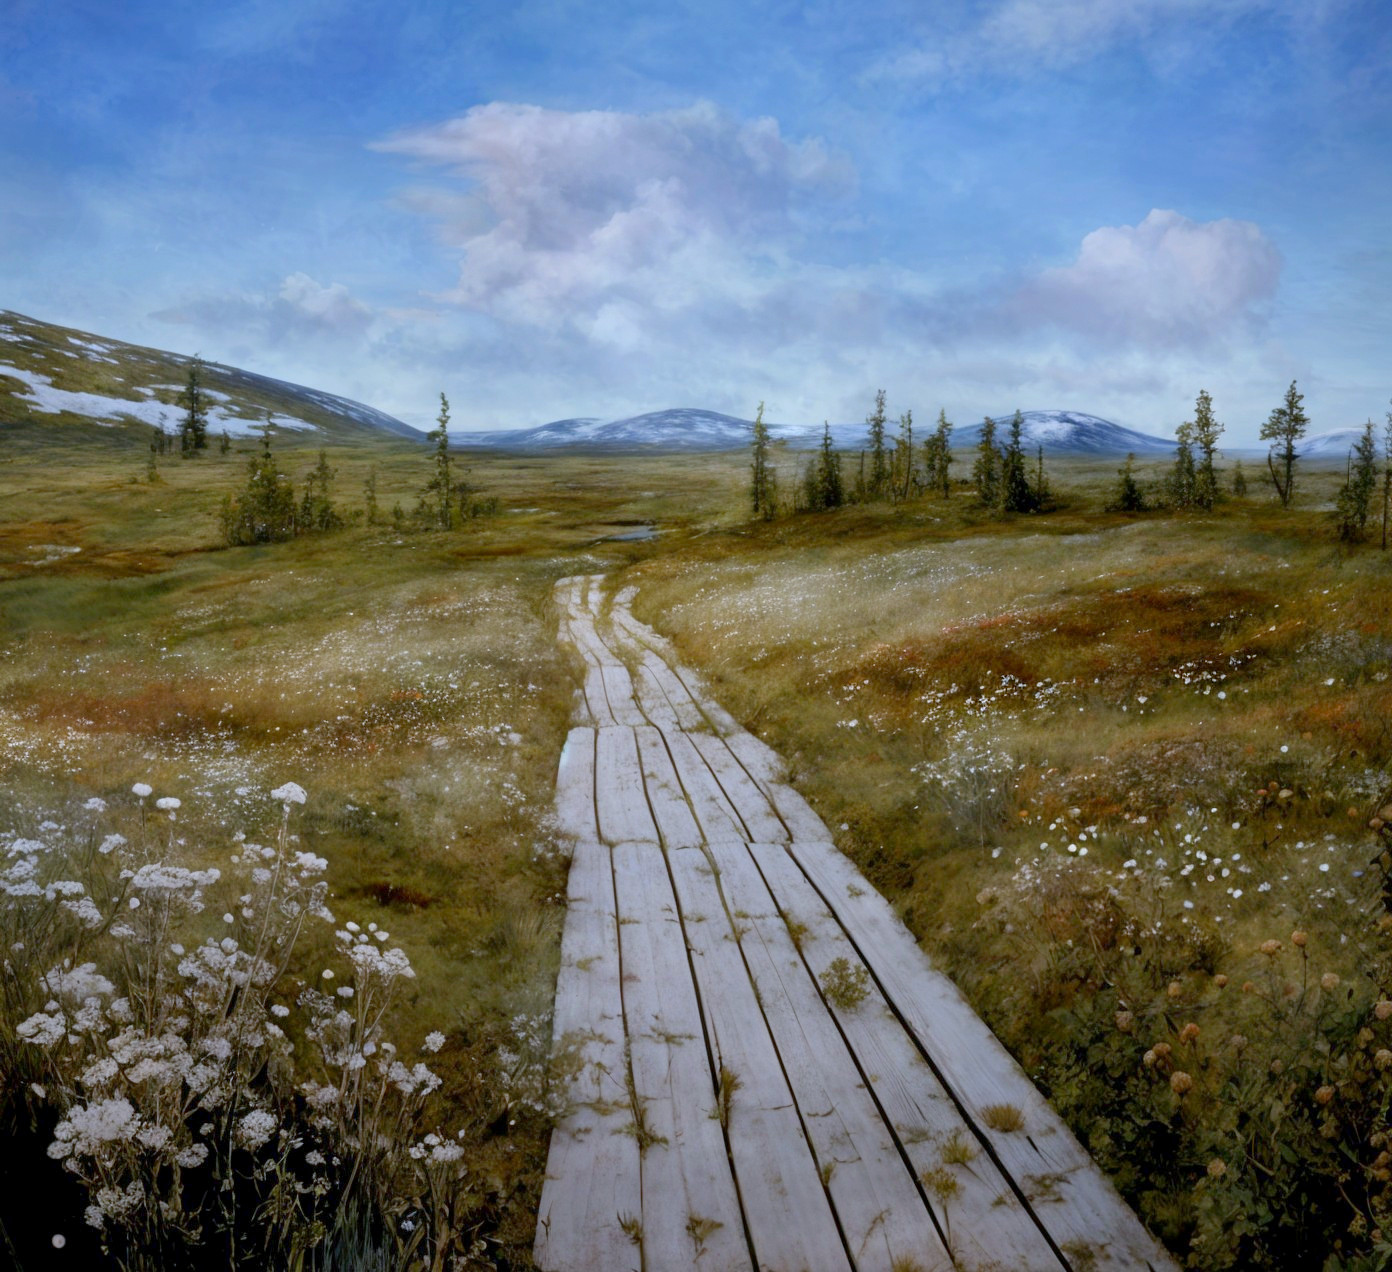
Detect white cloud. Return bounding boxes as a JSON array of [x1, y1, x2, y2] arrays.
[[153, 271, 372, 338], [278, 272, 371, 330], [1007, 209, 1281, 346], [372, 101, 852, 331]]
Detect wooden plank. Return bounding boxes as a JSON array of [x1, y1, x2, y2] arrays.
[[664, 731, 748, 843], [612, 843, 751, 1271], [749, 843, 1066, 1272], [634, 726, 704, 850], [666, 845, 852, 1272], [782, 840, 1179, 1272], [722, 729, 786, 786], [535, 836, 641, 1271], [703, 841, 953, 1272], [631, 661, 684, 731], [595, 727, 660, 846], [601, 663, 649, 727], [689, 733, 789, 843], [553, 727, 598, 847]]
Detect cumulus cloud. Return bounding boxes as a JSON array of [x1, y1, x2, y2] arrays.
[[1006, 209, 1281, 346], [372, 101, 852, 331], [278, 272, 371, 330], [153, 271, 372, 338]]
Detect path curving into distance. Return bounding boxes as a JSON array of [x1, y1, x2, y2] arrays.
[[534, 575, 1177, 1272]]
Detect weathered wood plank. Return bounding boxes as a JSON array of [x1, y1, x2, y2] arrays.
[[781, 839, 1178, 1272], [749, 842, 1066, 1272], [631, 660, 684, 730], [600, 663, 648, 727], [688, 732, 789, 843], [703, 840, 953, 1272], [633, 726, 704, 850], [535, 836, 641, 1271], [612, 843, 751, 1271], [666, 845, 852, 1272], [552, 727, 598, 847], [595, 726, 660, 846], [663, 731, 748, 843]]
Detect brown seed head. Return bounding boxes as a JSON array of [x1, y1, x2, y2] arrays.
[[1170, 1071, 1193, 1095], [1213, 974, 1229, 988], [1320, 972, 1340, 992], [1315, 1085, 1335, 1105], [1260, 939, 1282, 957], [1207, 1158, 1227, 1179], [1291, 930, 1307, 947]]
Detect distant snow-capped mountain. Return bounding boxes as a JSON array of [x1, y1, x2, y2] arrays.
[[1296, 427, 1379, 459], [465, 408, 764, 451], [957, 410, 1176, 456], [462, 406, 1177, 455]]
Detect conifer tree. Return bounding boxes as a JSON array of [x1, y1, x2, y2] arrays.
[[893, 410, 914, 502], [364, 465, 380, 526], [923, 409, 953, 496], [219, 430, 231, 455], [1231, 459, 1248, 496], [1261, 379, 1308, 507], [300, 450, 341, 533], [811, 422, 843, 510], [1336, 422, 1378, 542], [1192, 389, 1223, 510], [1112, 453, 1146, 512], [1168, 420, 1197, 508], [866, 390, 888, 498], [972, 416, 999, 507], [1032, 444, 1049, 509], [1000, 410, 1034, 513], [424, 393, 456, 529], [221, 426, 296, 544], [750, 401, 776, 520], [178, 356, 209, 453]]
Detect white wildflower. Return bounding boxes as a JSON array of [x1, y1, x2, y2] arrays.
[[422, 1031, 446, 1054], [132, 784, 152, 799], [271, 782, 307, 807], [235, 1109, 277, 1150]]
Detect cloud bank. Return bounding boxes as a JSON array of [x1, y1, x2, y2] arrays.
[[150, 102, 1287, 435]]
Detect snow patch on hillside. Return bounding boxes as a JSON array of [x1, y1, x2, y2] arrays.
[[0, 364, 317, 435]]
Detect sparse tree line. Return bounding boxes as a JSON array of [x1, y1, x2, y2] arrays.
[[1108, 381, 1392, 548], [750, 391, 1037, 520], [748, 381, 1391, 548], [171, 385, 499, 546]]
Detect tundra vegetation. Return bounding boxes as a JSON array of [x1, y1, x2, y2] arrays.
[[1, 399, 1390, 1269]]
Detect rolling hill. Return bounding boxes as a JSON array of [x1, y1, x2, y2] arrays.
[[462, 406, 1178, 455], [0, 310, 422, 443]]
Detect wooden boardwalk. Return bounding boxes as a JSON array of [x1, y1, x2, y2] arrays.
[[535, 575, 1177, 1272]]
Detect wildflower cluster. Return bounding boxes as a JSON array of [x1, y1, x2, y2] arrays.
[[1, 783, 479, 1270]]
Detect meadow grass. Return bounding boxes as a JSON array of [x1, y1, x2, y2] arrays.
[[3, 432, 1389, 1268]]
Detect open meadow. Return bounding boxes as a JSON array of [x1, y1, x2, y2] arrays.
[[1, 434, 1389, 1269]]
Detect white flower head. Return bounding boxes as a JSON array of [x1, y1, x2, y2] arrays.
[[271, 782, 307, 807], [84, 798, 107, 813], [156, 797, 180, 811], [132, 784, 152, 799]]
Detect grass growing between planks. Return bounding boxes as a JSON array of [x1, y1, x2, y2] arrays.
[[629, 456, 1392, 1271]]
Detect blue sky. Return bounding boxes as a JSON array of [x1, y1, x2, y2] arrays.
[[2, 0, 1388, 439]]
